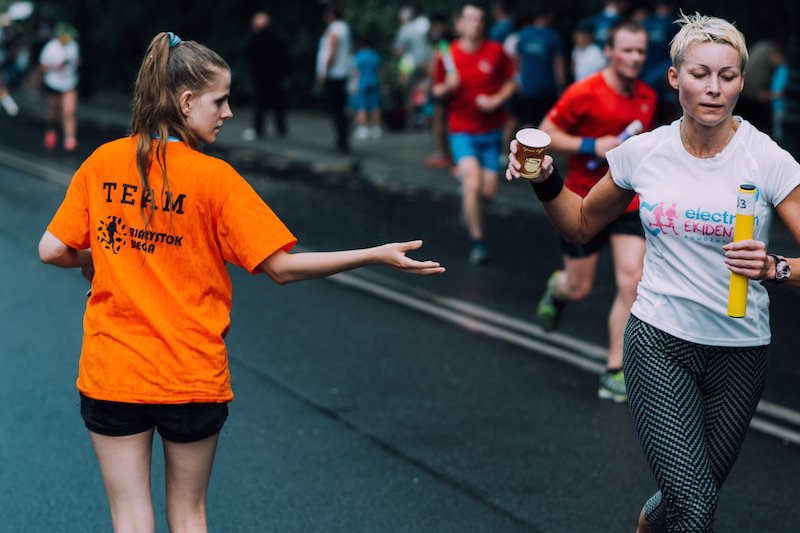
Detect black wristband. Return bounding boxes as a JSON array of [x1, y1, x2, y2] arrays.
[[530, 167, 564, 202]]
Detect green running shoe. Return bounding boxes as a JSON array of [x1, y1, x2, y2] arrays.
[[598, 370, 628, 402], [469, 242, 489, 266], [536, 271, 565, 331]]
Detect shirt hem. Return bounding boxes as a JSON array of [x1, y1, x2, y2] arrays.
[[78, 387, 234, 404], [630, 310, 771, 347]]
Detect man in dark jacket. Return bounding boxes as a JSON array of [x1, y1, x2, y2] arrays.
[[243, 11, 289, 140]]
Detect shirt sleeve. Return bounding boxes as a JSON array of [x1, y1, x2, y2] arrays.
[[607, 142, 634, 191], [547, 84, 585, 132], [762, 142, 800, 206], [47, 163, 91, 250], [38, 41, 57, 67], [499, 44, 515, 79], [216, 180, 297, 274]]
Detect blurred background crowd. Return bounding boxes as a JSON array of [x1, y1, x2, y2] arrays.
[[1, 0, 798, 144]]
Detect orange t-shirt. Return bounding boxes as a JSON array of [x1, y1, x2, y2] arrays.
[[47, 137, 297, 404]]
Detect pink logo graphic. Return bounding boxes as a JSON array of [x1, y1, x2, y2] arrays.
[[641, 201, 679, 236]]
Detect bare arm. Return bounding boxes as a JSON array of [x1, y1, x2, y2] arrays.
[[553, 53, 566, 94], [475, 78, 517, 113], [724, 185, 800, 288], [432, 55, 459, 99], [539, 116, 623, 159], [39, 230, 94, 281], [259, 240, 444, 285], [506, 141, 633, 244]]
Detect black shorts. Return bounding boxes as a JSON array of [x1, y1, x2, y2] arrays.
[[80, 393, 229, 443], [41, 80, 67, 96], [559, 211, 644, 258]]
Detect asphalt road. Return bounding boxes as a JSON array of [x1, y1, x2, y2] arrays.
[[1, 107, 799, 532]]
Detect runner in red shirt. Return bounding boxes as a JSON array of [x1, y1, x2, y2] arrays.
[[537, 20, 657, 402], [433, 4, 516, 265]]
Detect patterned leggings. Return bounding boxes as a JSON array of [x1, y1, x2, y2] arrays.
[[623, 315, 769, 533]]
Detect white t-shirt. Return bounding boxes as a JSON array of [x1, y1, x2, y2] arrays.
[[39, 38, 80, 92], [608, 118, 800, 346], [316, 20, 352, 80], [393, 16, 432, 69], [571, 43, 606, 82]]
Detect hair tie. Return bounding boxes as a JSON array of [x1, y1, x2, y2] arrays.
[[167, 32, 181, 48]]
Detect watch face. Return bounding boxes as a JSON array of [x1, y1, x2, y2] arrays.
[[776, 257, 791, 281]]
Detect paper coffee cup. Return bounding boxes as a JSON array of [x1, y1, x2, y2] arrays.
[[515, 128, 551, 179]]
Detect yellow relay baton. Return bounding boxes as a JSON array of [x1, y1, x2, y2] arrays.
[[727, 184, 757, 318]]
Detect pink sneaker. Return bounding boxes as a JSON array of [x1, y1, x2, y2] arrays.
[[44, 129, 57, 150], [64, 136, 77, 152]]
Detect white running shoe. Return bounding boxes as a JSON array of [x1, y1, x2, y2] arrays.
[[1, 95, 18, 116], [241, 128, 257, 141], [354, 125, 369, 140]]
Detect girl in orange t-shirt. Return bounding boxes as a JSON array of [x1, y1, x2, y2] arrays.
[[39, 32, 444, 532]]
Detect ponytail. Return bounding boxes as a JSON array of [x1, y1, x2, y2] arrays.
[[131, 32, 229, 227]]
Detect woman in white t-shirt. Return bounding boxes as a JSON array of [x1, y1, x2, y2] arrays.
[[39, 22, 80, 151], [507, 13, 800, 532]]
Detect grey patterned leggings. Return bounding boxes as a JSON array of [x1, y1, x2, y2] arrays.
[[623, 315, 769, 533]]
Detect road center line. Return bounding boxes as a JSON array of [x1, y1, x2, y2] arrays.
[[330, 269, 800, 446]]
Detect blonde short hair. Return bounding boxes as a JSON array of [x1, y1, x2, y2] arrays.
[[670, 12, 748, 71]]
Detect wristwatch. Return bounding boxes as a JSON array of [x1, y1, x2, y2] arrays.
[[768, 254, 791, 283]]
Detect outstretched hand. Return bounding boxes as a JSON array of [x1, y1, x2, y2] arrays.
[[380, 240, 445, 275], [723, 239, 771, 280]]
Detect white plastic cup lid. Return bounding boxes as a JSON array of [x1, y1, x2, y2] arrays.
[[515, 128, 551, 148]]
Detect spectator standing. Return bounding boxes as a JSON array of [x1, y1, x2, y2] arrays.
[[571, 20, 607, 82], [769, 43, 788, 143], [393, 5, 432, 129], [316, 6, 353, 153], [242, 11, 289, 141], [642, 0, 680, 123], [0, 17, 19, 116], [38, 31, 443, 532], [509, 13, 800, 531], [39, 22, 79, 151], [536, 20, 656, 401], [432, 4, 516, 265], [424, 12, 454, 169], [513, 8, 565, 128], [737, 39, 775, 133], [489, 1, 515, 44], [0, 71, 19, 117], [591, 0, 625, 48], [351, 37, 383, 140]]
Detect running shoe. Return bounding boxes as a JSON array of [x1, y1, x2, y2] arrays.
[[241, 128, 257, 142], [44, 129, 57, 150], [536, 271, 565, 331], [469, 242, 489, 266], [354, 125, 370, 140], [424, 153, 452, 168], [1, 95, 18, 116], [64, 136, 77, 152], [598, 370, 628, 402]]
